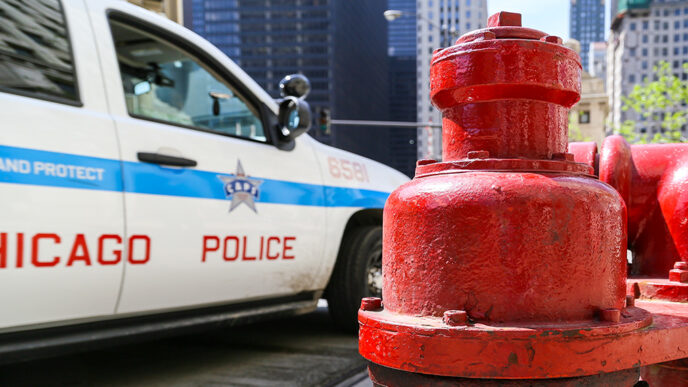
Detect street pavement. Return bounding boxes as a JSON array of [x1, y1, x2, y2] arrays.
[[0, 301, 373, 387]]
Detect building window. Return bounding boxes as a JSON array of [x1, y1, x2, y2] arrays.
[[0, 0, 80, 104], [642, 48, 648, 56], [579, 111, 590, 124], [630, 22, 637, 31], [629, 74, 636, 83], [643, 35, 648, 43], [643, 21, 649, 30]]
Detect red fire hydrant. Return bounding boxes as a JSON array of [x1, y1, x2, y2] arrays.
[[359, 12, 688, 386], [570, 136, 688, 385]]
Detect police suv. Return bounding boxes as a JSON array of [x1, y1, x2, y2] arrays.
[[0, 0, 407, 358]]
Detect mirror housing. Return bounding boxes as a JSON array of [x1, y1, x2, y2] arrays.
[[279, 74, 311, 99], [278, 96, 311, 141]]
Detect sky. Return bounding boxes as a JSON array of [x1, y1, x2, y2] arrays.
[[487, 0, 612, 41]]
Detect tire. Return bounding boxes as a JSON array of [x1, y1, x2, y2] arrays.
[[326, 225, 383, 332]]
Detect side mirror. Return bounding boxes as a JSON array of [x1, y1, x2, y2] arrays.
[[279, 74, 310, 99], [278, 96, 311, 141]]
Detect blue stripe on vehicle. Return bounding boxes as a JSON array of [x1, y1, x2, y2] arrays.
[[0, 145, 123, 192], [0, 145, 389, 208]]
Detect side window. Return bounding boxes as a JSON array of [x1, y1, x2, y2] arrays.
[[0, 0, 79, 103], [110, 20, 265, 142]]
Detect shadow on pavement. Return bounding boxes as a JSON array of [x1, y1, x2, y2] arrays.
[[0, 305, 368, 387]]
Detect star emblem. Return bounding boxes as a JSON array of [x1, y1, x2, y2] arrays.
[[218, 160, 263, 213]]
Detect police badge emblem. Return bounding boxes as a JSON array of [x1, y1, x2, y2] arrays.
[[218, 160, 262, 213]]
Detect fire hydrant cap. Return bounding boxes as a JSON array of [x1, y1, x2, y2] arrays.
[[430, 11, 582, 160], [455, 11, 553, 44]]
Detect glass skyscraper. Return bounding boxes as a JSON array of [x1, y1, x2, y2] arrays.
[[185, 0, 392, 168], [388, 0, 417, 177], [570, 0, 606, 70]]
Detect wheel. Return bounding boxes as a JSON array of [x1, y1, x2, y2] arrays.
[[326, 225, 382, 332]]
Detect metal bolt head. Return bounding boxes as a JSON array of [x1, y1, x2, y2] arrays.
[[669, 269, 688, 283], [443, 310, 468, 326], [626, 294, 635, 307], [541, 35, 563, 45], [467, 150, 490, 159], [360, 297, 382, 311], [552, 152, 575, 161], [417, 159, 437, 166], [474, 31, 497, 41], [600, 308, 621, 323], [487, 11, 522, 28]]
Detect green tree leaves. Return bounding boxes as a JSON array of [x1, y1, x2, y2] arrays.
[[618, 61, 688, 143]]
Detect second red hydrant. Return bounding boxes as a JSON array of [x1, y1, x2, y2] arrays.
[[359, 11, 688, 386]]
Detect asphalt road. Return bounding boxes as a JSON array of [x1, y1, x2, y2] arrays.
[[0, 302, 372, 387]]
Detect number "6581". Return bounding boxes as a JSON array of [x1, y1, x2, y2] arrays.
[[328, 157, 369, 182]]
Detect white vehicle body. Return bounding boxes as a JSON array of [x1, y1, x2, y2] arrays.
[[0, 0, 407, 351]]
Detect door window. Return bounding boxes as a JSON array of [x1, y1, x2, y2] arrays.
[[110, 20, 265, 142]]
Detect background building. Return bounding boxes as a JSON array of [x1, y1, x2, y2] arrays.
[[607, 0, 688, 138], [388, 0, 418, 177], [184, 0, 393, 169], [589, 41, 608, 85], [611, 0, 619, 23], [570, 0, 606, 71], [566, 39, 610, 145], [127, 0, 183, 23], [416, 0, 487, 160]]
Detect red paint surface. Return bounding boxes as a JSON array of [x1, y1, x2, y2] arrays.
[[357, 11, 663, 383], [201, 235, 297, 262], [382, 172, 626, 322], [0, 232, 148, 267], [360, 301, 688, 380], [570, 138, 688, 279]]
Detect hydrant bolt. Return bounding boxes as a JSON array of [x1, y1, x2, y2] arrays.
[[360, 297, 382, 311], [466, 150, 490, 159], [443, 310, 468, 327], [416, 159, 437, 166], [540, 35, 563, 44], [600, 308, 621, 323]]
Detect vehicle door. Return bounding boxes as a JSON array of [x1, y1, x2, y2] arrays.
[[0, 0, 125, 329], [88, 3, 327, 314]]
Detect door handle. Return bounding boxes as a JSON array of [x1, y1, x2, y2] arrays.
[[137, 152, 197, 167]]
